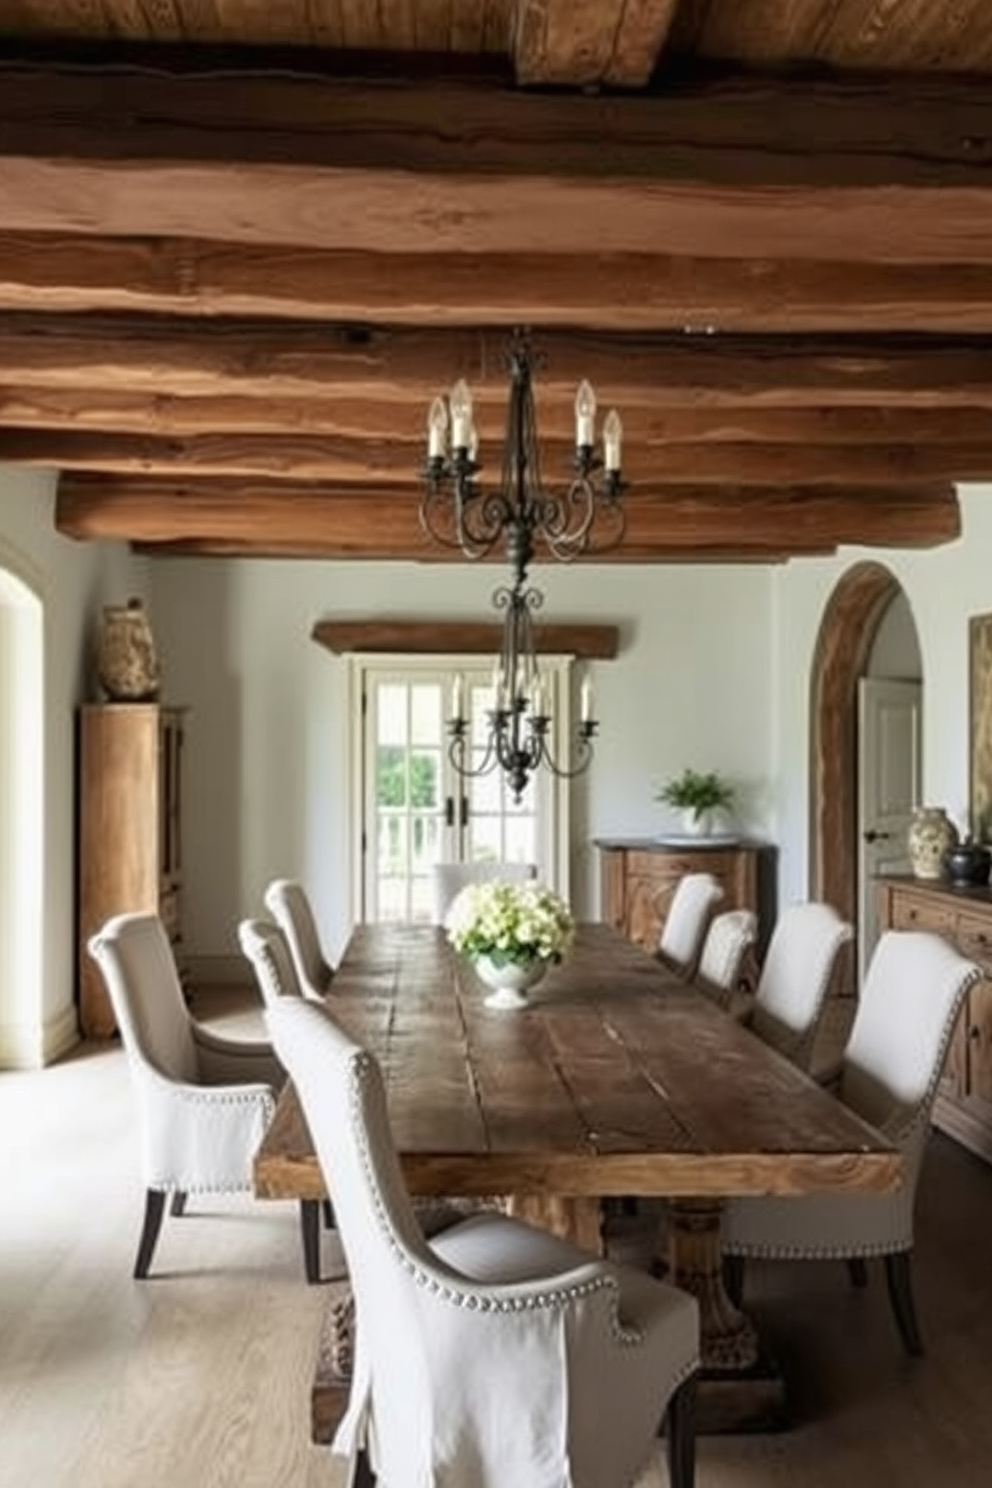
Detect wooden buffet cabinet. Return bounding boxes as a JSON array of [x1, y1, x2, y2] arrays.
[[77, 703, 187, 1038], [877, 876, 992, 1164], [596, 838, 772, 957]]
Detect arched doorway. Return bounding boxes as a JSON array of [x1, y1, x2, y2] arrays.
[[809, 561, 904, 994]]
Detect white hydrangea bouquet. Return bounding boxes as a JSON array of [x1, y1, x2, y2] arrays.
[[445, 878, 575, 968]]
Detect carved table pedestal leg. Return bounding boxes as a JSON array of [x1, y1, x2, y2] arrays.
[[668, 1197, 786, 1433]]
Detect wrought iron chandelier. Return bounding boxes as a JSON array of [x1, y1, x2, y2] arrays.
[[420, 335, 626, 802]]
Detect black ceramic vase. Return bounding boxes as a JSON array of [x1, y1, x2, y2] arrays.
[[944, 840, 992, 889]]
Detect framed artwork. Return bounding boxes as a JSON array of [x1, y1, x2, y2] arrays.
[[970, 613, 992, 840]]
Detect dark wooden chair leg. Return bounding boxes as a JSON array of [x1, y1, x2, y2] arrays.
[[723, 1253, 745, 1307], [322, 1199, 335, 1229], [170, 1190, 187, 1218], [846, 1256, 868, 1288], [665, 1373, 697, 1488], [300, 1198, 322, 1284], [352, 1447, 377, 1487], [134, 1188, 167, 1279], [885, 1251, 923, 1356]]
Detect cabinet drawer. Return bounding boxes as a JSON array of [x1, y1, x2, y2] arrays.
[[888, 893, 956, 935], [956, 915, 992, 974]]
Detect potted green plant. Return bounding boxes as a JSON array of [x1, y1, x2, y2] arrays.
[[657, 767, 735, 837]]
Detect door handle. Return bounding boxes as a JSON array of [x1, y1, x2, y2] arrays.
[[863, 829, 892, 844]]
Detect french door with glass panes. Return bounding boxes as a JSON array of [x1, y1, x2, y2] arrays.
[[353, 657, 570, 923]]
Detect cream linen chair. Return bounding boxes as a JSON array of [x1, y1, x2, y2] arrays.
[[723, 929, 980, 1355], [696, 908, 758, 1009], [741, 900, 853, 1072], [266, 996, 700, 1488], [239, 916, 310, 1006], [431, 859, 537, 925], [238, 915, 338, 1281], [88, 911, 282, 1279], [657, 872, 724, 979], [264, 878, 334, 999]]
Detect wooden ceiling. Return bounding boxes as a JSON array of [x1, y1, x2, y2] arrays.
[[3, 1, 992, 562]]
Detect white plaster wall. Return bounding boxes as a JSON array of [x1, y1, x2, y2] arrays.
[[150, 558, 774, 964], [772, 484, 992, 910], [0, 466, 146, 1063]]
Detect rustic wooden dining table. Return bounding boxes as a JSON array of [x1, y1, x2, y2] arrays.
[[254, 921, 899, 1430]]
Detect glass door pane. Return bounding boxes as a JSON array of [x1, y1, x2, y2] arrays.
[[367, 675, 446, 922]]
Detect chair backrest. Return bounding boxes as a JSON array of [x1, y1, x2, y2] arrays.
[[264, 878, 333, 998], [697, 908, 758, 1007], [265, 998, 457, 1479], [840, 931, 980, 1185], [238, 917, 306, 1007], [431, 860, 537, 925], [658, 871, 724, 977], [750, 901, 853, 1070], [87, 912, 198, 1082]]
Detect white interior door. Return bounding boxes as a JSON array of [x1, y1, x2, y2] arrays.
[[858, 676, 922, 988]]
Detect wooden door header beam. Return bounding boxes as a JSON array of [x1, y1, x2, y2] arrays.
[[311, 619, 620, 658]]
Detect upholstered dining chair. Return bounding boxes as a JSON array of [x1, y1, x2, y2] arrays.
[[264, 877, 335, 1000], [723, 929, 980, 1355], [239, 916, 309, 1006], [696, 908, 759, 1009], [430, 859, 537, 925], [656, 872, 724, 980], [266, 996, 700, 1488], [237, 914, 339, 1281], [88, 911, 282, 1279], [739, 900, 854, 1073]]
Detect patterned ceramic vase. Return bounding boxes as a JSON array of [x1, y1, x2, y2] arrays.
[[97, 598, 161, 702], [472, 955, 547, 1010], [907, 806, 958, 880]]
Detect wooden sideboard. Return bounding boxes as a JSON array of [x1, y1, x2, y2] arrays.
[[876, 875, 992, 1164], [595, 838, 773, 959]]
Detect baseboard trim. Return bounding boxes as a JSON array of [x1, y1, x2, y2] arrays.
[[0, 1002, 80, 1069]]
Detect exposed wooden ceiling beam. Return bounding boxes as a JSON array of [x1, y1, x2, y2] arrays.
[[312, 619, 620, 658], [6, 317, 992, 408], [7, 233, 992, 333], [6, 385, 992, 447], [8, 427, 992, 485], [54, 474, 960, 555], [513, 0, 678, 87], [5, 66, 992, 261]]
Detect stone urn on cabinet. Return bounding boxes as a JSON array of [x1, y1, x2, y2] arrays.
[[906, 806, 958, 880], [97, 598, 161, 703]]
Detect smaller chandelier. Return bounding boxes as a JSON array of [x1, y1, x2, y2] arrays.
[[420, 336, 626, 802]]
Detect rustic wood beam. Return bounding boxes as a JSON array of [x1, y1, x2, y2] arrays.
[[8, 427, 992, 485], [136, 537, 806, 562], [5, 66, 992, 260], [513, 0, 678, 87], [54, 474, 959, 555], [8, 233, 992, 332], [7, 318, 992, 408], [311, 620, 619, 658], [6, 385, 992, 447]]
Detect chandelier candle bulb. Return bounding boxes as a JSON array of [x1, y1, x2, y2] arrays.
[[604, 410, 623, 472], [575, 379, 596, 448], [428, 397, 448, 460], [581, 677, 593, 724], [451, 675, 464, 721], [450, 378, 474, 451]]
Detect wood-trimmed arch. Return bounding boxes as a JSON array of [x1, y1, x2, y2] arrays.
[[809, 561, 903, 992]]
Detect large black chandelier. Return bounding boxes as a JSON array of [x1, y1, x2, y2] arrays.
[[420, 335, 626, 802]]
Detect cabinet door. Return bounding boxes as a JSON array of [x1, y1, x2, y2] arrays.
[[966, 977, 992, 1106]]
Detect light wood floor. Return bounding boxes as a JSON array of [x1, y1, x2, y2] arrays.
[[2, 985, 992, 1488]]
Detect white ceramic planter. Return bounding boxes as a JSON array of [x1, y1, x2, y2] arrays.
[[472, 954, 547, 1010]]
